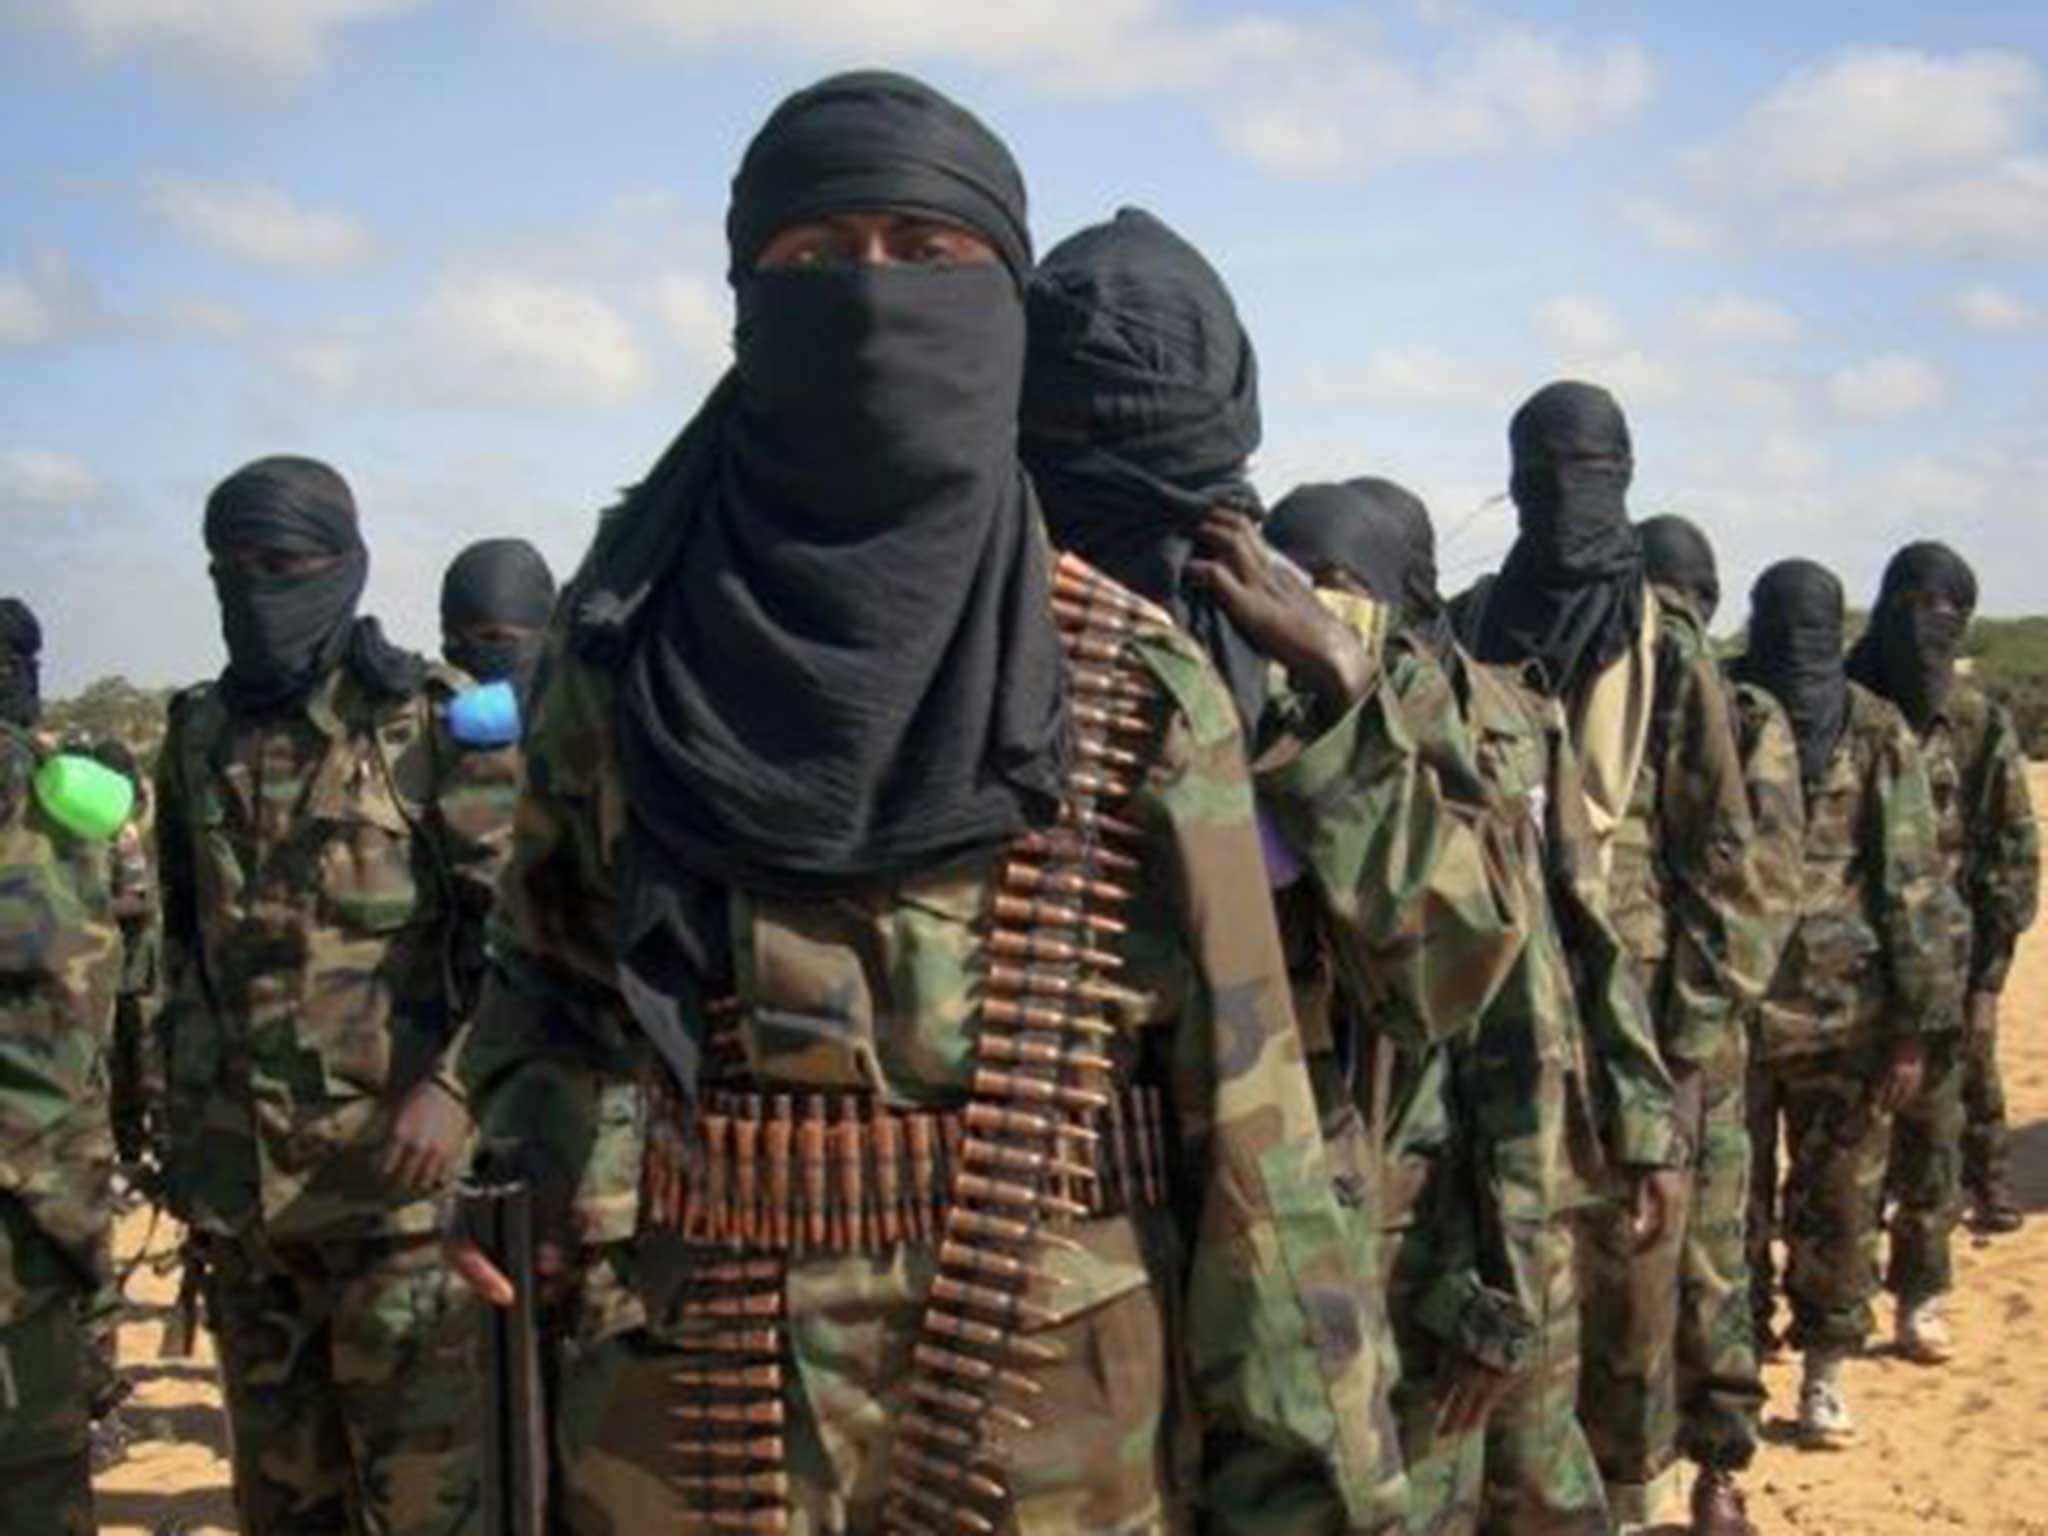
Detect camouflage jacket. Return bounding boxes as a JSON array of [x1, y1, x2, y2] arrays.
[[1916, 682, 2040, 996], [1608, 586, 1769, 1073], [154, 664, 519, 1241], [1726, 677, 1806, 1016], [1752, 683, 1959, 1062], [0, 723, 120, 1325], [465, 611, 1409, 1534], [109, 810, 161, 1000]]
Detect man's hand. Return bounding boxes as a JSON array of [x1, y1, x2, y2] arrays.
[[443, 1236, 569, 1311], [1187, 508, 1374, 708], [1438, 1357, 1520, 1436], [1629, 1168, 1685, 1253], [383, 1079, 471, 1196], [1966, 990, 1999, 1043], [1874, 1038, 1926, 1115]]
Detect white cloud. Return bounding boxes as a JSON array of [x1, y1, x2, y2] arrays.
[[650, 270, 729, 369], [147, 178, 376, 271], [0, 248, 97, 345], [163, 295, 250, 338], [1622, 197, 1714, 253], [1827, 354, 1946, 419], [1532, 294, 1627, 354], [0, 448, 104, 513], [1942, 283, 2036, 333], [531, 2, 1655, 181], [282, 269, 654, 410], [18, 0, 424, 90], [1298, 345, 1516, 410], [1670, 48, 2048, 260], [1757, 431, 1829, 486], [1678, 294, 1801, 344]]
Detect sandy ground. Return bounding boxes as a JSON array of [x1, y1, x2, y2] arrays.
[[93, 768, 2048, 1535]]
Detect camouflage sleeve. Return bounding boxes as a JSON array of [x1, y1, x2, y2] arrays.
[[1137, 634, 1406, 1534], [1257, 645, 1530, 1053], [150, 702, 207, 1099], [1965, 701, 2040, 994], [424, 690, 523, 1093], [1542, 723, 1679, 1170], [461, 650, 645, 1250], [1873, 713, 1963, 1035], [1734, 687, 1806, 986], [0, 732, 119, 1290], [1653, 654, 1767, 1069]]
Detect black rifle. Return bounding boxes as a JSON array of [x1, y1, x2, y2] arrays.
[[458, 1151, 551, 1536]]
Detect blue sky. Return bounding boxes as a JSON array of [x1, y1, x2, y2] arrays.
[[3, 0, 2044, 691]]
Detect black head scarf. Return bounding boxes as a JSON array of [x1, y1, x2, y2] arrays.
[[203, 457, 424, 718], [1733, 559, 1848, 787], [1020, 207, 1267, 731], [1474, 381, 1646, 701], [1266, 477, 1454, 655], [572, 69, 1064, 910], [440, 538, 557, 700], [0, 597, 41, 728], [1846, 541, 1978, 734], [1447, 573, 1498, 651], [1638, 513, 1721, 627]]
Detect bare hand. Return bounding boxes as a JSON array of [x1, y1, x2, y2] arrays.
[[1629, 1168, 1685, 1253], [1438, 1358, 1519, 1436], [1187, 509, 1374, 708], [1874, 1038, 1926, 1115], [443, 1235, 569, 1311], [382, 1080, 471, 1195]]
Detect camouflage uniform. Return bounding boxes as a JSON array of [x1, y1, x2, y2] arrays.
[[462, 597, 1525, 1535], [1268, 605, 1677, 1536], [0, 722, 122, 1536], [107, 802, 160, 1164], [154, 665, 518, 1536], [1723, 681, 1807, 1346], [1579, 586, 1768, 1520], [1886, 682, 2039, 1295], [1750, 684, 1957, 1354]]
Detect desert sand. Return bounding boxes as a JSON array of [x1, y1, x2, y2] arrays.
[[93, 768, 2048, 1535]]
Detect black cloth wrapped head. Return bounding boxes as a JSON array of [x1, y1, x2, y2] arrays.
[[440, 537, 557, 700], [0, 596, 41, 728], [1020, 206, 1267, 731], [203, 456, 424, 717], [1265, 477, 1454, 655], [571, 68, 1065, 957], [1638, 513, 1721, 628], [1846, 540, 1979, 734], [1733, 558, 1849, 787], [1474, 380, 1646, 701]]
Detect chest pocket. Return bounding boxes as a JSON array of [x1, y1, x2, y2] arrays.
[[310, 740, 430, 936], [1785, 775, 1880, 1010]]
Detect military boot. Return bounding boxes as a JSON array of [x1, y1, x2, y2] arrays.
[[1896, 1296, 1954, 1364], [1797, 1350, 1855, 1450], [1970, 1179, 2024, 1234], [1691, 1468, 1758, 1536]]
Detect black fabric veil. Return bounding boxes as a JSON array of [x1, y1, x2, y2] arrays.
[[0, 597, 41, 728], [1473, 381, 1645, 701], [1732, 558, 1849, 786], [1846, 541, 1978, 733], [1638, 513, 1721, 628], [1266, 477, 1455, 655], [1020, 207, 1268, 731]]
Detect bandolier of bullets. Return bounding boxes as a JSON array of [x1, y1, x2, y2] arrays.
[[880, 553, 1171, 1536]]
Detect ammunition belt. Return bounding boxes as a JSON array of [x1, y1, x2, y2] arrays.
[[657, 1255, 794, 1534], [883, 554, 1171, 1536], [643, 1085, 1172, 1251]]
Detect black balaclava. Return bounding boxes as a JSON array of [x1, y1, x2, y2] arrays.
[[1266, 477, 1455, 655], [203, 456, 424, 717], [1020, 206, 1267, 731], [571, 68, 1065, 936], [1473, 380, 1646, 701], [440, 538, 557, 700], [0, 597, 42, 728], [1733, 559, 1849, 787], [1638, 513, 1721, 627], [1846, 541, 1978, 734]]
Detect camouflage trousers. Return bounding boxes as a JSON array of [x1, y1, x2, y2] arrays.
[[1579, 1049, 1761, 1519], [202, 1231, 482, 1536], [1381, 1187, 1483, 1536], [1961, 1013, 2011, 1198], [1766, 1043, 1896, 1352], [1479, 1218, 1608, 1536], [1886, 1033, 1964, 1305], [0, 1291, 97, 1536], [1743, 1065, 1785, 1341]]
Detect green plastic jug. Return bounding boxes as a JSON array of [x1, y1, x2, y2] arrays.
[[33, 753, 135, 841]]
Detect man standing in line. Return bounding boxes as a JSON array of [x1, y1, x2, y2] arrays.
[[154, 460, 519, 1535]]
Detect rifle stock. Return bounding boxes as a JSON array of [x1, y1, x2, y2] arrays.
[[461, 1160, 550, 1536]]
